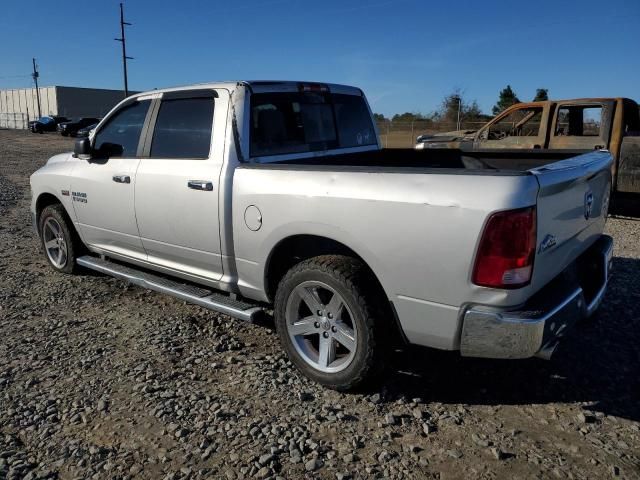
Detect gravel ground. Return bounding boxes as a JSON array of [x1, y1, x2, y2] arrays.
[[1, 129, 639, 480]]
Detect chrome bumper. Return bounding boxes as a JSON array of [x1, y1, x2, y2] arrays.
[[460, 235, 613, 360]]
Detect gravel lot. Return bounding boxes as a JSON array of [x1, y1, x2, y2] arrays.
[[1, 129, 639, 480]]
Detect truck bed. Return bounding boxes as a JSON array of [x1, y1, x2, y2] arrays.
[[258, 148, 582, 172], [235, 149, 611, 350]]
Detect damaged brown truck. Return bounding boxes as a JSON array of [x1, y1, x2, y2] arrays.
[[416, 98, 640, 203]]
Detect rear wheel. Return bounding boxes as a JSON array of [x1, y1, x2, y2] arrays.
[[39, 204, 82, 274], [274, 255, 385, 390]]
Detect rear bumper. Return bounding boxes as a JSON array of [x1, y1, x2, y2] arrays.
[[460, 235, 613, 359]]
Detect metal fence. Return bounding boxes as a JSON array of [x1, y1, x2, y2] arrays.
[[376, 120, 487, 148], [0, 114, 486, 143], [0, 113, 28, 130]]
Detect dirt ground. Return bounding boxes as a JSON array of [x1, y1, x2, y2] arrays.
[[0, 129, 639, 480]]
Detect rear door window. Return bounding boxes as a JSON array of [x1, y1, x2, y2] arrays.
[[548, 102, 612, 150], [150, 96, 214, 159], [250, 92, 375, 158], [555, 106, 602, 137]]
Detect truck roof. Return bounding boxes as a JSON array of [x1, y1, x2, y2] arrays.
[[505, 97, 637, 109], [131, 81, 364, 98]]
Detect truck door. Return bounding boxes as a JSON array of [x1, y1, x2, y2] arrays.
[[547, 101, 615, 151], [474, 104, 549, 150], [134, 89, 225, 281], [70, 98, 152, 258]]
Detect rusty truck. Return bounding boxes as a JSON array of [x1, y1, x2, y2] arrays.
[[415, 98, 640, 200]]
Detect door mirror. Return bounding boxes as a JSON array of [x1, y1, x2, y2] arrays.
[[74, 138, 92, 159], [97, 142, 124, 158]]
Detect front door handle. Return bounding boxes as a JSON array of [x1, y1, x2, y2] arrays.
[[112, 175, 131, 184], [188, 180, 214, 191]]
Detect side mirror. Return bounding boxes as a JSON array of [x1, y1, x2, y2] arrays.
[[74, 138, 92, 159], [98, 142, 124, 158]]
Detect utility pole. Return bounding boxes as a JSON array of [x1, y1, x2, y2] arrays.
[[114, 3, 133, 98], [32, 58, 42, 119]]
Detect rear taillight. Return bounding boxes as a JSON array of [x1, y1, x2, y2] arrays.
[[472, 206, 537, 289]]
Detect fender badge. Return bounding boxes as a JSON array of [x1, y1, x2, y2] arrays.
[[538, 234, 557, 254], [61, 190, 70, 196]]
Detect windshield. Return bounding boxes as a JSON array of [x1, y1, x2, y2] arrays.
[[250, 92, 376, 158], [39, 117, 53, 124]]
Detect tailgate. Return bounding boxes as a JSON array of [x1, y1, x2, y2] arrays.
[[528, 150, 612, 292]]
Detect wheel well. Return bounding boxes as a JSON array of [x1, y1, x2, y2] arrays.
[[265, 235, 361, 301], [35, 193, 62, 229], [265, 235, 408, 346], [35, 193, 76, 237]]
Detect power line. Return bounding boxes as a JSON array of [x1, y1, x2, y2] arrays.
[[114, 2, 133, 98]]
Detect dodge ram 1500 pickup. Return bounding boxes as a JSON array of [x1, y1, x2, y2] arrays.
[[31, 81, 614, 390]]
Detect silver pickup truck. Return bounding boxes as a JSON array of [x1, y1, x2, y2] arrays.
[[30, 81, 613, 390]]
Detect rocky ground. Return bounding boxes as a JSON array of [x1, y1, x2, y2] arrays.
[[0, 129, 639, 480]]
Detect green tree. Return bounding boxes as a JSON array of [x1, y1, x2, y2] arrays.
[[432, 89, 484, 125], [391, 112, 428, 122], [372, 113, 387, 122], [533, 88, 549, 102], [492, 85, 521, 115]]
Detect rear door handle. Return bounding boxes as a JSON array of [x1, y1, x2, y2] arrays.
[[112, 175, 131, 184], [188, 180, 214, 191]]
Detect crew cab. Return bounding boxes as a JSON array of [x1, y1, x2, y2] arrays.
[[30, 81, 613, 390], [416, 98, 640, 199]]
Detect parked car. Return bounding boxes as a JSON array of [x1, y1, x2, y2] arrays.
[[29, 116, 70, 133], [415, 98, 640, 199], [58, 117, 101, 137], [30, 81, 613, 390], [75, 123, 98, 138]]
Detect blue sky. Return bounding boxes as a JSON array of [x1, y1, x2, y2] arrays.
[[1, 0, 638, 117]]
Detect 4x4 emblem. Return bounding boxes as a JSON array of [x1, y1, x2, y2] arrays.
[[584, 191, 594, 220]]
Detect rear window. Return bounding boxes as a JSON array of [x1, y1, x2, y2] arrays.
[[250, 92, 375, 157]]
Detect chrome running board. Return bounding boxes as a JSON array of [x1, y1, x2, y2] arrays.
[[77, 255, 263, 322]]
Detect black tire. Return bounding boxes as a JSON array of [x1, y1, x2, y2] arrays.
[[60, 131, 68, 137], [38, 204, 83, 274], [274, 255, 386, 391]]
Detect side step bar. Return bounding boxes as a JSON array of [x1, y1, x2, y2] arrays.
[[77, 255, 264, 322]]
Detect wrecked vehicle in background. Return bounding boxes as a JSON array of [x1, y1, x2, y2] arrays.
[[416, 98, 640, 198]]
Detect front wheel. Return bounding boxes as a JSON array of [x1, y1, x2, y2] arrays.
[[274, 255, 385, 391], [39, 204, 82, 274]]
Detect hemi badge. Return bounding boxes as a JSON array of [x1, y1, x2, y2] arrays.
[[61, 190, 70, 196]]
